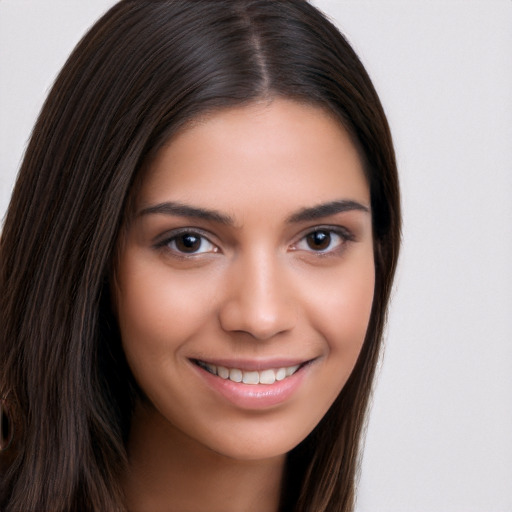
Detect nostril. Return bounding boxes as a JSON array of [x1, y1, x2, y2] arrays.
[[218, 298, 296, 340], [218, 259, 297, 339]]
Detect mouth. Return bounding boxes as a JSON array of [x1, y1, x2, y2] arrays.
[[190, 357, 314, 409], [192, 359, 307, 385]]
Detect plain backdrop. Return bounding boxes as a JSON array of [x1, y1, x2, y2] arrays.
[[1, 1, 511, 511]]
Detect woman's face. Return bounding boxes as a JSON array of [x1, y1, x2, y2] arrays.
[[115, 99, 374, 461]]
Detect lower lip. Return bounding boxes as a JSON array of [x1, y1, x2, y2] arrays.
[[192, 363, 309, 410]]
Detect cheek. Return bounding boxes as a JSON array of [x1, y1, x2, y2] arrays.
[[332, 267, 375, 347], [115, 253, 220, 362], [283, 255, 375, 442], [310, 254, 375, 341], [305, 253, 375, 384]]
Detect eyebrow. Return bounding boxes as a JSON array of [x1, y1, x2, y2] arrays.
[[286, 199, 370, 223], [138, 202, 235, 225], [137, 199, 369, 225]]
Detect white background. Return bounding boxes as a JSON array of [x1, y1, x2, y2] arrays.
[[1, 1, 511, 511]]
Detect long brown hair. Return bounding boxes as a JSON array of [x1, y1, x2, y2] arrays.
[[0, 1, 400, 510]]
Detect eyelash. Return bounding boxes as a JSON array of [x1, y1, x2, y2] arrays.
[[291, 226, 355, 255], [155, 226, 355, 258], [155, 228, 218, 258]]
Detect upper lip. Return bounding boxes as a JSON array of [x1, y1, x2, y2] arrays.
[[190, 357, 315, 371]]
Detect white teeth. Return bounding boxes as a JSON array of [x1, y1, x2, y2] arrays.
[[198, 361, 302, 385], [229, 368, 243, 382], [259, 369, 276, 385], [217, 366, 229, 379], [285, 365, 300, 377], [242, 371, 259, 384], [275, 368, 287, 381]]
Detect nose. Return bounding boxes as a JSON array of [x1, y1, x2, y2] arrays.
[[218, 251, 297, 340]]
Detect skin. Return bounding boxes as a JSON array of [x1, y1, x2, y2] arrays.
[[115, 99, 375, 512]]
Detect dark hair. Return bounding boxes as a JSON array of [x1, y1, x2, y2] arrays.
[[0, 1, 400, 510]]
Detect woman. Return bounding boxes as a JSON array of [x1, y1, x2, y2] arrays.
[[0, 1, 400, 511]]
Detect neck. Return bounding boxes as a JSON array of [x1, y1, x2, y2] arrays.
[[123, 402, 285, 512]]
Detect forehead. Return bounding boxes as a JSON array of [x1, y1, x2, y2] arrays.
[[137, 99, 369, 215]]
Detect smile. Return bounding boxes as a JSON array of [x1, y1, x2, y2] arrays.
[[191, 357, 314, 409], [195, 360, 301, 385]]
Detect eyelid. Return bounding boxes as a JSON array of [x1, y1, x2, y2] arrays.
[[153, 224, 356, 258], [154, 227, 220, 255], [290, 225, 356, 253]]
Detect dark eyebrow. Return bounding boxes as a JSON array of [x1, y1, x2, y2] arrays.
[[287, 200, 370, 223], [137, 201, 235, 226], [138, 199, 368, 226]]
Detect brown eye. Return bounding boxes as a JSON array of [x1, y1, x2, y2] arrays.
[[306, 230, 331, 251], [293, 228, 350, 255], [175, 233, 201, 253], [164, 232, 217, 255]]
